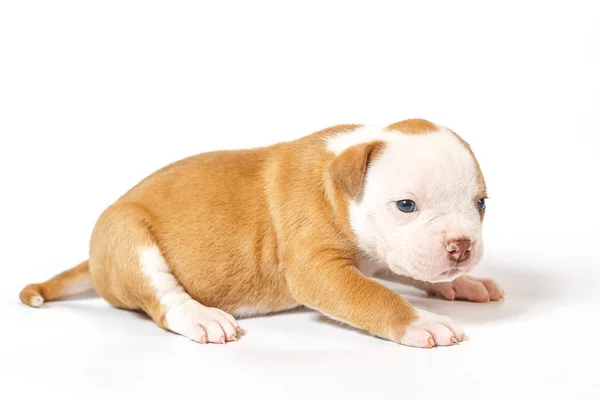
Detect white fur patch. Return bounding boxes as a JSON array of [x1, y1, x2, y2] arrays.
[[30, 295, 44, 307], [139, 246, 190, 310], [139, 246, 194, 329]]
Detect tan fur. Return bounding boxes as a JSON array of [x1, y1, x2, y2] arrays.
[[19, 119, 485, 343], [385, 118, 438, 134]]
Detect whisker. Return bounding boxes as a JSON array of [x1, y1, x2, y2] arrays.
[[424, 216, 438, 225]]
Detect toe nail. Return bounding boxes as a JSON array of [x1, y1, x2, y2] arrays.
[[230, 334, 238, 342], [450, 336, 458, 344], [220, 337, 226, 344], [201, 337, 207, 344], [236, 327, 245, 335], [427, 337, 435, 347]]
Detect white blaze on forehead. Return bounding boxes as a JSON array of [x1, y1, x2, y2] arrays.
[[373, 132, 479, 206], [326, 124, 479, 203], [327, 125, 388, 155]]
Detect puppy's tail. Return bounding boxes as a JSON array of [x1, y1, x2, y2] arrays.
[[19, 260, 93, 307]]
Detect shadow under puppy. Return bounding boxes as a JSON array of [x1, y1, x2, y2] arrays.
[[20, 119, 503, 348]]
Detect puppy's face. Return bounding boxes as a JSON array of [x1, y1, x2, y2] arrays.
[[331, 122, 486, 283]]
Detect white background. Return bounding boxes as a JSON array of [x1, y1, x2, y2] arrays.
[[1, 1, 599, 399]]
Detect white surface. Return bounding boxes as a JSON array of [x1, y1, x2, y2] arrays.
[[1, 1, 599, 399]]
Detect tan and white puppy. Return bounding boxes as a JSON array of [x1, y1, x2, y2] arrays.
[[20, 119, 503, 348]]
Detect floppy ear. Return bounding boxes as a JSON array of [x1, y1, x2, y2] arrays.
[[328, 141, 385, 198]]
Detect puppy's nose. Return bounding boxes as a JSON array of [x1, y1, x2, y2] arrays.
[[446, 238, 471, 262]]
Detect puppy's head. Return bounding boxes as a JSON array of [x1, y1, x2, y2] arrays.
[[328, 119, 486, 283]]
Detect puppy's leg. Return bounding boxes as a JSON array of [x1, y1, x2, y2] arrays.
[[90, 203, 241, 344], [284, 248, 465, 348], [374, 269, 504, 302]]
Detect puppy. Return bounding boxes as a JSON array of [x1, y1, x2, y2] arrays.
[[20, 119, 503, 348]]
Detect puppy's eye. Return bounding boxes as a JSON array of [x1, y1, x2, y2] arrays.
[[477, 198, 486, 211], [396, 200, 417, 213]]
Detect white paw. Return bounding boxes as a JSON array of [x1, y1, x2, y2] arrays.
[[400, 309, 465, 348], [165, 299, 243, 344], [30, 295, 44, 308]]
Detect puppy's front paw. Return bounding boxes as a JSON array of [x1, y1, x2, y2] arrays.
[[426, 275, 504, 302], [399, 310, 466, 348]]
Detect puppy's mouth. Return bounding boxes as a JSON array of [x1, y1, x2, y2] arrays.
[[440, 267, 461, 277], [391, 248, 481, 283], [434, 265, 468, 281], [437, 251, 478, 279]]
